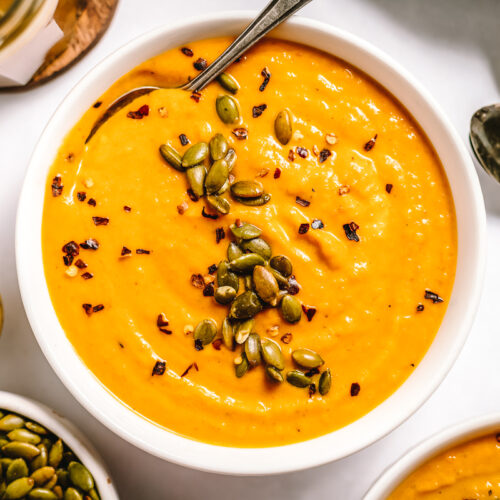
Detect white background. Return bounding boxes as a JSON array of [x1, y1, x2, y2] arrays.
[[0, 0, 499, 498]]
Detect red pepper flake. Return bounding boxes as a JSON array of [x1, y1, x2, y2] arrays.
[[191, 274, 205, 288], [295, 196, 310, 207], [203, 282, 215, 297], [212, 339, 223, 350], [75, 259, 87, 269], [298, 223, 310, 234], [273, 168, 281, 179], [179, 134, 190, 146], [123, 205, 132, 212], [82, 303, 93, 315], [62, 241, 79, 256], [343, 222, 360, 242], [81, 272, 93, 280], [88, 198, 96, 207], [305, 367, 320, 377], [281, 332, 293, 344], [252, 104, 267, 118], [186, 188, 198, 202], [235, 218, 243, 228], [181, 47, 193, 57], [190, 91, 202, 103], [288, 150, 295, 162], [93, 304, 104, 313], [194, 339, 203, 351], [424, 290, 444, 303], [121, 246, 132, 257], [152, 360, 166, 376], [350, 382, 361, 396], [63, 255, 73, 266], [215, 227, 225, 244], [232, 128, 248, 140], [208, 264, 217, 274], [93, 101, 102, 108], [92, 216, 109, 226], [51, 176, 63, 197], [157, 313, 169, 328], [296, 147, 308, 159], [136, 249, 150, 255], [77, 192, 86, 202], [193, 58, 207, 70], [259, 67, 271, 91], [416, 303, 425, 312], [177, 201, 189, 215], [308, 383, 316, 398], [127, 104, 149, 119], [181, 362, 199, 377], [202, 207, 218, 220], [318, 149, 332, 163], [364, 134, 378, 151], [385, 183, 393, 194], [287, 276, 301, 295], [311, 219, 324, 229], [80, 239, 99, 250], [302, 304, 317, 322]]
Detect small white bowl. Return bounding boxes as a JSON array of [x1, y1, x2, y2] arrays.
[[364, 413, 500, 499], [0, 391, 119, 499], [16, 12, 486, 475]]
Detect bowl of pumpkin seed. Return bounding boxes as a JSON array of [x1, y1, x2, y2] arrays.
[[0, 391, 119, 500]]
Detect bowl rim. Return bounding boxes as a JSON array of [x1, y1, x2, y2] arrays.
[[15, 11, 486, 475], [0, 390, 119, 499], [363, 413, 500, 499]]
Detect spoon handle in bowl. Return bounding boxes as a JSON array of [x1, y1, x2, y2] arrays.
[[184, 0, 313, 92]]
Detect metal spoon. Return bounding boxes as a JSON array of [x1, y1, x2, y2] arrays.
[[86, 0, 312, 143], [470, 103, 500, 183]]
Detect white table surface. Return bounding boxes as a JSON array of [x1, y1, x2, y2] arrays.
[[1, 0, 499, 498]]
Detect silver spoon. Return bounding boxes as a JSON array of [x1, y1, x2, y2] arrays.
[[86, 0, 312, 143], [470, 103, 500, 183]]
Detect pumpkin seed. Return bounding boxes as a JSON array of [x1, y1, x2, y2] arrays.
[[24, 423, 47, 436], [261, 338, 285, 370], [216, 260, 239, 291], [281, 295, 302, 323], [268, 267, 289, 288], [216, 179, 230, 195], [30, 444, 47, 470], [221, 317, 234, 349], [217, 72, 240, 94], [53, 485, 63, 499], [30, 467, 55, 486], [286, 370, 312, 388], [64, 488, 83, 500], [193, 319, 218, 346], [227, 242, 243, 261], [4, 477, 34, 499], [68, 461, 93, 492], [235, 353, 249, 378], [270, 255, 293, 277], [245, 333, 261, 367], [214, 286, 236, 305], [230, 180, 264, 199], [241, 238, 272, 259], [223, 148, 237, 171], [216, 95, 240, 124], [205, 159, 229, 194], [0, 416, 24, 432], [229, 254, 266, 274], [209, 133, 228, 161], [253, 266, 279, 305], [43, 474, 57, 490], [2, 442, 40, 461], [186, 165, 207, 199], [234, 319, 255, 344], [48, 440, 63, 468], [181, 142, 209, 168], [232, 193, 271, 206], [206, 195, 230, 215], [87, 488, 100, 500], [159, 144, 183, 171], [243, 275, 254, 291], [7, 429, 41, 445], [274, 108, 293, 145], [28, 488, 58, 500], [6, 458, 28, 483], [319, 369, 332, 396], [229, 222, 262, 240], [230, 291, 262, 319], [292, 348, 324, 369], [266, 366, 284, 383], [55, 469, 69, 489]]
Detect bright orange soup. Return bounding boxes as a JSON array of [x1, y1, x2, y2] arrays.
[[389, 433, 500, 499], [42, 37, 456, 447]]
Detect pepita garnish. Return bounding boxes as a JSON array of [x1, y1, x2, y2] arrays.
[[261, 338, 285, 370], [229, 254, 266, 273], [230, 180, 264, 199], [232, 193, 271, 206], [205, 159, 229, 194], [286, 370, 312, 388], [181, 142, 209, 168], [319, 369, 332, 396], [209, 133, 228, 161], [186, 165, 207, 199], [253, 266, 279, 305], [159, 144, 183, 171], [292, 348, 324, 369], [270, 255, 293, 277], [244, 333, 262, 367], [217, 72, 240, 94], [216, 95, 240, 124], [280, 295, 302, 324], [230, 291, 262, 320], [274, 108, 293, 145], [266, 366, 284, 383], [241, 238, 272, 260], [193, 319, 218, 345], [229, 222, 262, 240]]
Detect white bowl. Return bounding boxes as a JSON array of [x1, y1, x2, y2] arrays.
[[16, 12, 486, 475], [364, 413, 500, 499], [0, 391, 119, 499]]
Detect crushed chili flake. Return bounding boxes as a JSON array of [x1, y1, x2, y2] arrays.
[[93, 101, 102, 108], [203, 282, 215, 297], [259, 67, 271, 91], [252, 104, 267, 118], [193, 58, 207, 70], [325, 132, 337, 145], [215, 227, 225, 243], [82, 304, 93, 315], [416, 303, 425, 312], [194, 339, 203, 351], [296, 147, 308, 158], [208, 264, 217, 274], [127, 104, 149, 119], [287, 276, 300, 295], [62, 241, 79, 256], [202, 207, 218, 220], [203, 274, 215, 285], [74, 259, 87, 269], [177, 201, 189, 215], [123, 205, 132, 212], [152, 360, 166, 376], [51, 176, 63, 197], [308, 383, 316, 398], [88, 198, 96, 207], [235, 218, 243, 228], [181, 47, 193, 57], [318, 149, 332, 163], [63, 255, 73, 266], [93, 304, 104, 313], [273, 168, 281, 179], [424, 290, 444, 303], [190, 91, 202, 103], [338, 185, 350, 196], [385, 183, 393, 194], [157, 313, 169, 327], [136, 249, 150, 255], [159, 327, 172, 335], [288, 150, 295, 162], [350, 382, 361, 397], [232, 128, 248, 140], [281, 333, 293, 344], [181, 362, 199, 378], [80, 238, 99, 250], [305, 367, 320, 377], [343, 222, 360, 242], [298, 223, 310, 234], [212, 339, 223, 350], [179, 134, 190, 146], [302, 304, 317, 321], [81, 272, 93, 280], [191, 274, 205, 288], [92, 216, 109, 226], [311, 219, 324, 229], [77, 192, 86, 202], [364, 134, 378, 151], [121, 246, 132, 257], [186, 188, 198, 202], [256, 168, 270, 178], [295, 196, 310, 207]]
